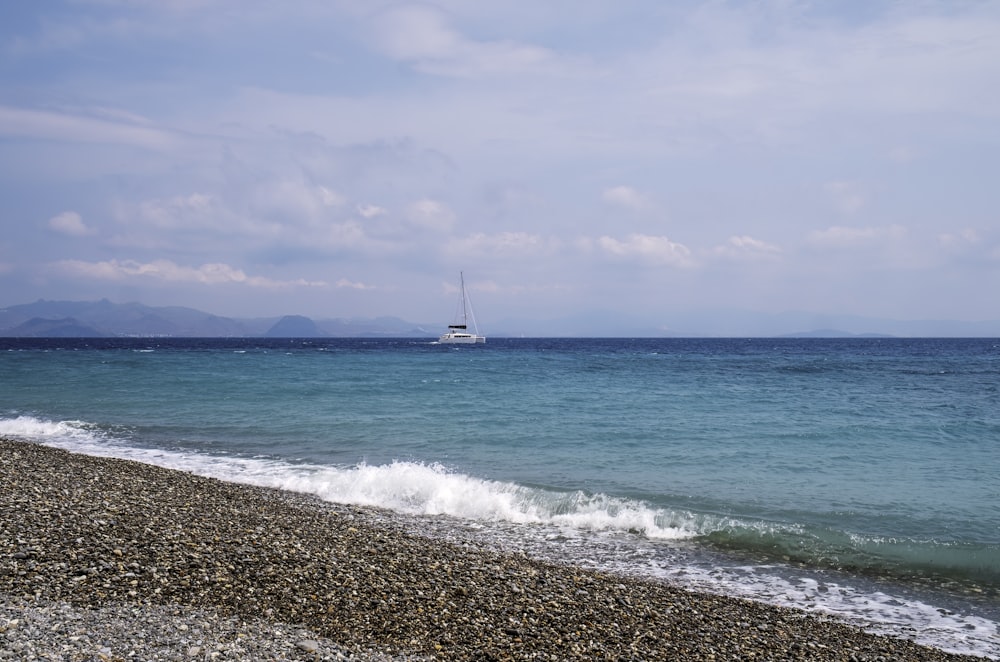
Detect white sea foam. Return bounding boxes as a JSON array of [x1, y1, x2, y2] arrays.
[[665, 565, 1000, 659], [274, 462, 699, 540], [0, 416, 105, 444], [0, 416, 696, 539]]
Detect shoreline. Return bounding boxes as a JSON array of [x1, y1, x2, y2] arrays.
[[1, 439, 984, 660]]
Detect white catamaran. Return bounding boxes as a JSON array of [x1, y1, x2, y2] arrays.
[[439, 272, 485, 344]]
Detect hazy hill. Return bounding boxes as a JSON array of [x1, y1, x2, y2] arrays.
[[4, 316, 109, 338], [0, 299, 248, 337], [0, 300, 434, 338], [264, 315, 327, 338]]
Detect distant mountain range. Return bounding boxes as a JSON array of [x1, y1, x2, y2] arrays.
[[1, 299, 998, 338], [0, 299, 434, 338]]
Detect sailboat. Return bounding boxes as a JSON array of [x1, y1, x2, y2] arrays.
[[439, 272, 486, 344]]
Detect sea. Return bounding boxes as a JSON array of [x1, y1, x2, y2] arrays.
[[1, 337, 997, 658]]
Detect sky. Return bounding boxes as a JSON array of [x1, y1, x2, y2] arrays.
[[1, 0, 999, 333]]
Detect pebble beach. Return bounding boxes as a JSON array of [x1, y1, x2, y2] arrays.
[[1, 439, 984, 661]]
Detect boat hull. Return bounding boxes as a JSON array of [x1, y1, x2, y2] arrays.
[[439, 333, 486, 344]]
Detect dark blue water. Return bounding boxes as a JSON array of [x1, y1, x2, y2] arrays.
[[2, 337, 998, 657]]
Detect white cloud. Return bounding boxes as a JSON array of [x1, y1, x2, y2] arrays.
[[113, 189, 313, 248], [250, 181, 344, 226], [128, 193, 222, 230], [357, 203, 386, 219], [938, 228, 1000, 262], [0, 105, 174, 150], [372, 5, 563, 78], [405, 199, 456, 232], [446, 231, 553, 256], [324, 220, 367, 248], [48, 211, 95, 236], [939, 228, 980, 248], [808, 224, 907, 248], [712, 235, 781, 260], [824, 181, 866, 215], [54, 259, 326, 289], [373, 6, 460, 61], [319, 186, 346, 207], [596, 234, 695, 267], [602, 186, 649, 211], [108, 193, 257, 250], [334, 278, 375, 290]]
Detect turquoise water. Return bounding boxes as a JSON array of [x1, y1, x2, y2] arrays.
[[1, 337, 998, 657]]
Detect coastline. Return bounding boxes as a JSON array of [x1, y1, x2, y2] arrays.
[[1, 439, 983, 661]]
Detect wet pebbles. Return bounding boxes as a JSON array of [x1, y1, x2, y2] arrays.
[[1, 439, 981, 661]]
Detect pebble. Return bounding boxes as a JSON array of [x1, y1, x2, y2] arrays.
[[297, 639, 320, 653], [0, 439, 981, 661]]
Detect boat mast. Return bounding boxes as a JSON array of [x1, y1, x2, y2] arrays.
[[459, 271, 468, 326]]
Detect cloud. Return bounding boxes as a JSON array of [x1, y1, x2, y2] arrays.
[[405, 199, 456, 232], [108, 193, 254, 249], [824, 181, 866, 214], [54, 259, 326, 289], [372, 5, 564, 78], [323, 220, 367, 248], [319, 186, 346, 207], [357, 203, 386, 219], [939, 228, 980, 248], [5, 14, 130, 57], [334, 278, 375, 290], [127, 193, 223, 230], [602, 186, 649, 211], [808, 224, 907, 247], [373, 6, 461, 61], [712, 235, 781, 260], [939, 228, 1000, 263], [250, 181, 351, 227], [48, 211, 95, 236], [595, 234, 695, 267], [445, 231, 554, 257], [113, 189, 318, 249], [113, 189, 403, 256], [0, 105, 174, 150]]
